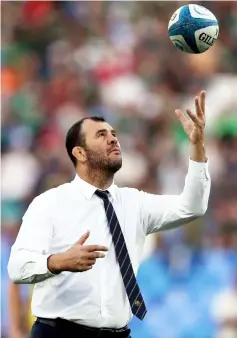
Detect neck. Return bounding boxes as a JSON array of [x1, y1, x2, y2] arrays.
[[76, 167, 114, 190]]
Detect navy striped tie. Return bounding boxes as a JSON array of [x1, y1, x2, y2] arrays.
[[95, 190, 147, 320]]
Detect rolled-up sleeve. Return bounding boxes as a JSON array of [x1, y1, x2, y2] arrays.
[[7, 195, 55, 284], [140, 159, 211, 234]]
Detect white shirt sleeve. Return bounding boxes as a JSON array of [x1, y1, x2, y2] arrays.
[[140, 159, 211, 234], [7, 194, 55, 284]]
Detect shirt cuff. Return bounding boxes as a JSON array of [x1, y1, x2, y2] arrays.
[[188, 158, 210, 180], [34, 254, 55, 277]]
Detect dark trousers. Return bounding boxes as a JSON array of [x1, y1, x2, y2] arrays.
[[30, 318, 131, 338]]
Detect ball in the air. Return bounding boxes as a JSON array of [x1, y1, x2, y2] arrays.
[[168, 4, 219, 54]]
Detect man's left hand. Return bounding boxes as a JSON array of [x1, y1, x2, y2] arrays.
[[175, 90, 206, 144]]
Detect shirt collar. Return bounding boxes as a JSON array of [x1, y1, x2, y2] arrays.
[[72, 174, 117, 201]]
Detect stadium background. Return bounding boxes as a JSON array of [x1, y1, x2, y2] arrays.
[[1, 1, 237, 338]]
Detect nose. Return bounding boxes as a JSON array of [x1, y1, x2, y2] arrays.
[[108, 134, 118, 145]]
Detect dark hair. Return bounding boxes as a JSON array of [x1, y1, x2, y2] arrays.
[[65, 116, 106, 167]]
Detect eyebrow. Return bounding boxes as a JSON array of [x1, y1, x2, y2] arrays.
[[95, 129, 117, 136]]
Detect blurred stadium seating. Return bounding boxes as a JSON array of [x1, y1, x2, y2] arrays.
[[1, 2, 237, 338]]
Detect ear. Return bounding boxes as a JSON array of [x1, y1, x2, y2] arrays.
[[72, 146, 86, 164]]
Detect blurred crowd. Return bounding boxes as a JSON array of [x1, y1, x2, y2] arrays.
[[1, 1, 237, 338]]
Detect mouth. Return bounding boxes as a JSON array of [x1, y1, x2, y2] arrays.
[[109, 148, 120, 154]]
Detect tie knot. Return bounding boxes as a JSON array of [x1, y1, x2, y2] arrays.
[[95, 189, 109, 200]]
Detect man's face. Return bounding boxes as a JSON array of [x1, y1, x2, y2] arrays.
[[81, 120, 122, 174]]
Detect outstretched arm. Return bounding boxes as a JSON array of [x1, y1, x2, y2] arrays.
[[140, 90, 211, 234]]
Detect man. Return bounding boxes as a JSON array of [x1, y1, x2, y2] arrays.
[[8, 90, 211, 338]]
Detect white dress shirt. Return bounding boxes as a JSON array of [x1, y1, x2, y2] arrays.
[[8, 159, 211, 329]]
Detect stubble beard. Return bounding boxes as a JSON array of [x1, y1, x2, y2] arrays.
[[84, 145, 122, 176]]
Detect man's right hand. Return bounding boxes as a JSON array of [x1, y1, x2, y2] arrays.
[[47, 231, 108, 273]]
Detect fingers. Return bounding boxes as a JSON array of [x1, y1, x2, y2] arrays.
[[87, 251, 106, 259], [78, 256, 102, 272], [75, 233, 108, 253], [81, 265, 93, 271], [84, 258, 96, 265], [186, 109, 199, 124], [196, 90, 205, 118], [77, 231, 90, 245], [71, 257, 101, 272], [199, 90, 206, 115], [85, 245, 108, 252], [195, 96, 202, 119], [175, 109, 188, 125], [80, 255, 103, 271]]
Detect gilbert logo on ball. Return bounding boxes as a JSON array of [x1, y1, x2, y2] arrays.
[[168, 4, 219, 54]]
